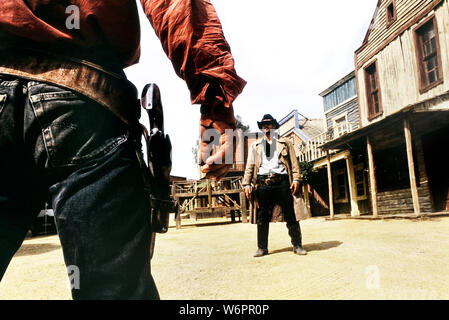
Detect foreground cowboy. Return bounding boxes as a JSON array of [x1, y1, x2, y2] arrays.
[[0, 0, 245, 299], [243, 115, 307, 257]]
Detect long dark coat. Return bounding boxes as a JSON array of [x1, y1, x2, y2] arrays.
[[242, 137, 310, 223]]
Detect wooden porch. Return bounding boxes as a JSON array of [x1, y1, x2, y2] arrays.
[[321, 108, 449, 218]]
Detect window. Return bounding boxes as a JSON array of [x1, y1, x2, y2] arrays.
[[414, 16, 443, 93], [386, 1, 397, 27], [332, 113, 348, 138], [364, 60, 383, 120]]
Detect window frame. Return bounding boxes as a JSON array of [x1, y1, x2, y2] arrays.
[[364, 59, 383, 121], [332, 112, 349, 138], [413, 15, 443, 94], [354, 163, 368, 201], [386, 0, 397, 28]]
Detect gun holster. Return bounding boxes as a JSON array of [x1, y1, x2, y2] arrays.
[[141, 125, 174, 234], [139, 83, 176, 234]]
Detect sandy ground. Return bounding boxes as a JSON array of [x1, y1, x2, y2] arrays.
[[1, 215, 448, 300]]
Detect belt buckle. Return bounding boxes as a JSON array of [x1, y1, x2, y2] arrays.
[[265, 175, 275, 185]]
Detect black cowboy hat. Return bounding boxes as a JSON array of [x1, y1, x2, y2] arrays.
[[257, 114, 280, 129]]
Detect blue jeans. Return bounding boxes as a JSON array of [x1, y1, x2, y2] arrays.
[[0, 75, 159, 299]]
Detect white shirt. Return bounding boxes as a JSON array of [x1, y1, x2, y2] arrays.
[[257, 138, 287, 176]]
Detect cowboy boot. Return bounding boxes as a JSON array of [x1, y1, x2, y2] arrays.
[[254, 222, 269, 257], [287, 221, 307, 255]]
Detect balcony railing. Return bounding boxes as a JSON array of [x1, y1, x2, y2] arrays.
[[298, 131, 328, 163], [298, 122, 359, 162]]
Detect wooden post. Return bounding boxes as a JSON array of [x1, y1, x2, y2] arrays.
[[172, 184, 181, 229], [346, 155, 361, 216], [366, 136, 378, 218], [326, 150, 334, 219], [404, 119, 421, 215], [207, 179, 213, 214]]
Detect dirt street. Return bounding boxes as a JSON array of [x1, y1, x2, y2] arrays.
[[1, 215, 448, 300]]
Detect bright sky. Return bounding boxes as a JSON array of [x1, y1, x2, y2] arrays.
[[125, 0, 379, 179]]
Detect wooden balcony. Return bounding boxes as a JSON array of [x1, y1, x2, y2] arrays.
[[298, 131, 329, 163], [298, 122, 359, 163]]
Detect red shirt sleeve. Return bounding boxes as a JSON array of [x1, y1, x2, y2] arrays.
[[140, 0, 246, 126]]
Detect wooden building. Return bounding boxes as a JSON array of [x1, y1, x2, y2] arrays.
[[278, 110, 325, 154], [277, 110, 325, 218], [321, 0, 449, 216], [298, 72, 367, 217]]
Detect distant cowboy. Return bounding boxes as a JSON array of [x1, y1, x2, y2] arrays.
[[243, 114, 308, 257]]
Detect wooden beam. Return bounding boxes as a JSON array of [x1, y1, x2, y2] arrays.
[[404, 119, 421, 215], [207, 179, 213, 213], [346, 155, 361, 216], [326, 151, 335, 219], [174, 189, 244, 198], [366, 136, 379, 218], [313, 150, 351, 169]]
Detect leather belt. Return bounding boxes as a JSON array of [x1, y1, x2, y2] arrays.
[[256, 174, 288, 186], [0, 48, 140, 125]]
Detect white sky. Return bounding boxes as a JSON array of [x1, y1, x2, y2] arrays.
[[125, 0, 379, 179]]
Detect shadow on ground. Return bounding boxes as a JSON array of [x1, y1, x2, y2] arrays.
[[14, 243, 61, 257], [270, 240, 343, 255], [169, 220, 240, 229]]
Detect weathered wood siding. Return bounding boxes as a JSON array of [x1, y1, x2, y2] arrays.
[[356, 0, 449, 127], [321, 74, 359, 132], [356, 0, 441, 67], [376, 186, 433, 214], [325, 97, 359, 132]]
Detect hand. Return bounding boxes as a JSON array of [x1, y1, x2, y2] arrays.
[[244, 186, 252, 200], [290, 181, 300, 196], [199, 120, 236, 180]]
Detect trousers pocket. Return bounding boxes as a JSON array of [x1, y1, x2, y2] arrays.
[[29, 84, 128, 168]]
